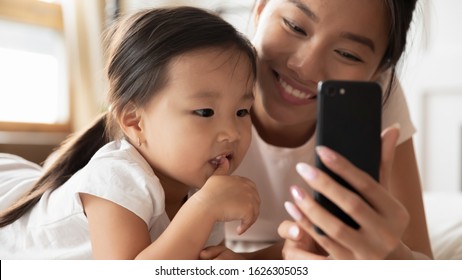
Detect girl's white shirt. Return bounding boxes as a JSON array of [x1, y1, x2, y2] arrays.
[[226, 74, 416, 252], [0, 139, 223, 259]]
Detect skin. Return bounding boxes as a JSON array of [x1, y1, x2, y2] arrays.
[[80, 47, 260, 259], [201, 0, 432, 259]]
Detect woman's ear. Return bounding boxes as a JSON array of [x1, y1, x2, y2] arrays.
[[371, 59, 393, 81], [118, 102, 144, 145], [253, 0, 267, 27]]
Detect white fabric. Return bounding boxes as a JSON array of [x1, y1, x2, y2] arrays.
[[0, 153, 42, 209], [226, 77, 417, 252], [423, 192, 462, 260], [0, 140, 223, 259]]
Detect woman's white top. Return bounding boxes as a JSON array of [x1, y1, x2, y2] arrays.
[[0, 139, 223, 259]]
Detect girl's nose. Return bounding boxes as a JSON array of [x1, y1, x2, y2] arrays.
[[217, 119, 240, 143]]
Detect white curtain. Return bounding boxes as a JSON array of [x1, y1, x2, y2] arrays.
[[60, 0, 254, 132], [61, 0, 107, 132]]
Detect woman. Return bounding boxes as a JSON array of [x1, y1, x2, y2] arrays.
[[200, 0, 432, 259]]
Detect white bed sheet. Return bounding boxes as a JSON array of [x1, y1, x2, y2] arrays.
[[423, 191, 462, 259], [1, 153, 462, 259]]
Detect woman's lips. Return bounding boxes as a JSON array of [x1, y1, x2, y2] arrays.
[[273, 71, 317, 105]]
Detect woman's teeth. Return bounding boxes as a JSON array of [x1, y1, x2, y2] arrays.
[[279, 77, 315, 99]]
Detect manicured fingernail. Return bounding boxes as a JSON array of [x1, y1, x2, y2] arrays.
[[391, 122, 401, 130], [382, 122, 401, 137], [284, 201, 303, 221], [289, 225, 300, 239], [316, 146, 336, 163], [296, 162, 317, 181], [290, 185, 306, 202]]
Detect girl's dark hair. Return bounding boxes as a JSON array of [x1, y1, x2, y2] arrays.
[[0, 6, 257, 227], [377, 0, 418, 103]]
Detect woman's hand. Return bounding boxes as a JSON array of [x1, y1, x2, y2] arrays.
[[280, 124, 413, 259], [278, 219, 328, 259], [192, 162, 261, 235]]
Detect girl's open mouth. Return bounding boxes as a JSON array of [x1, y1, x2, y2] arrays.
[[210, 154, 232, 169]]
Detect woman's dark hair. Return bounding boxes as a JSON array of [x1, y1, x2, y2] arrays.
[[0, 6, 257, 227], [253, 0, 418, 103], [380, 0, 418, 103]]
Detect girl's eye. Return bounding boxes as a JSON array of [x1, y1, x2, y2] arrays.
[[194, 109, 214, 117], [283, 18, 307, 36], [335, 50, 363, 63], [236, 109, 250, 117]]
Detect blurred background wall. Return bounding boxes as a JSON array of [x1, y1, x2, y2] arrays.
[[1, 0, 461, 193]]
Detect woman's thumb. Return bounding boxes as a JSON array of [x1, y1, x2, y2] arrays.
[[380, 123, 400, 188]]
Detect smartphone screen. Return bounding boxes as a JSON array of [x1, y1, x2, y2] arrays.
[[314, 80, 382, 233]]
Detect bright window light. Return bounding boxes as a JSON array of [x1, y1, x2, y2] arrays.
[[0, 48, 59, 123], [0, 19, 68, 125]]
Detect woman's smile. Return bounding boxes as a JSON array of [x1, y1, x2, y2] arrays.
[[272, 70, 317, 105]]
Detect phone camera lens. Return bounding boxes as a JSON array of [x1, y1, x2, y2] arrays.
[[327, 87, 336, 96]]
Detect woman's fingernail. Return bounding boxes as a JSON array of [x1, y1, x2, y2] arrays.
[[296, 162, 317, 181], [316, 146, 336, 163], [284, 201, 303, 221], [290, 185, 306, 202], [289, 225, 300, 239], [382, 122, 401, 137]]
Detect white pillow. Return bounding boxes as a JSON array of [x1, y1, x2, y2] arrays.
[[423, 191, 462, 259], [0, 153, 43, 209]]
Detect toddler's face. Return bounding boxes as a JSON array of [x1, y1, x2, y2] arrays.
[[138, 47, 254, 189]]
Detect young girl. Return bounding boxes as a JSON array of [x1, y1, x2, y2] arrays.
[[201, 0, 433, 259], [0, 6, 259, 259]]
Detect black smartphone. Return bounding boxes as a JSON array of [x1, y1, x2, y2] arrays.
[[314, 80, 382, 234]]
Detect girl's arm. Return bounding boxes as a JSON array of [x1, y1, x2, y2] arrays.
[[81, 192, 215, 259], [80, 193, 152, 259], [81, 174, 259, 259]]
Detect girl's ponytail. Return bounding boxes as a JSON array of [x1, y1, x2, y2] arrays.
[[0, 113, 110, 227]]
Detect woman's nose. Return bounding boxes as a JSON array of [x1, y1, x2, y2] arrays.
[[287, 41, 326, 82]]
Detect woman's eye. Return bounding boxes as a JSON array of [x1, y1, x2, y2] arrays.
[[283, 18, 307, 36], [194, 109, 214, 117], [236, 109, 250, 117], [335, 50, 363, 62]]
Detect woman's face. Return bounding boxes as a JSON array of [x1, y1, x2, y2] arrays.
[[252, 0, 389, 131]]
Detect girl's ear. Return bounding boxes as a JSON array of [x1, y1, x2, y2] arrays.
[[118, 102, 144, 145]]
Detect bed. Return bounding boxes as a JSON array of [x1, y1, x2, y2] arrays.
[[423, 191, 462, 259], [1, 153, 461, 259]]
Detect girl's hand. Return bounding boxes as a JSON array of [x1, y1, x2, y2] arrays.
[[199, 245, 245, 260], [283, 125, 412, 259], [192, 162, 261, 235]]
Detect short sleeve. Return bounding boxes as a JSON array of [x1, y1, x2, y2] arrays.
[[74, 153, 165, 227], [377, 70, 416, 145]]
